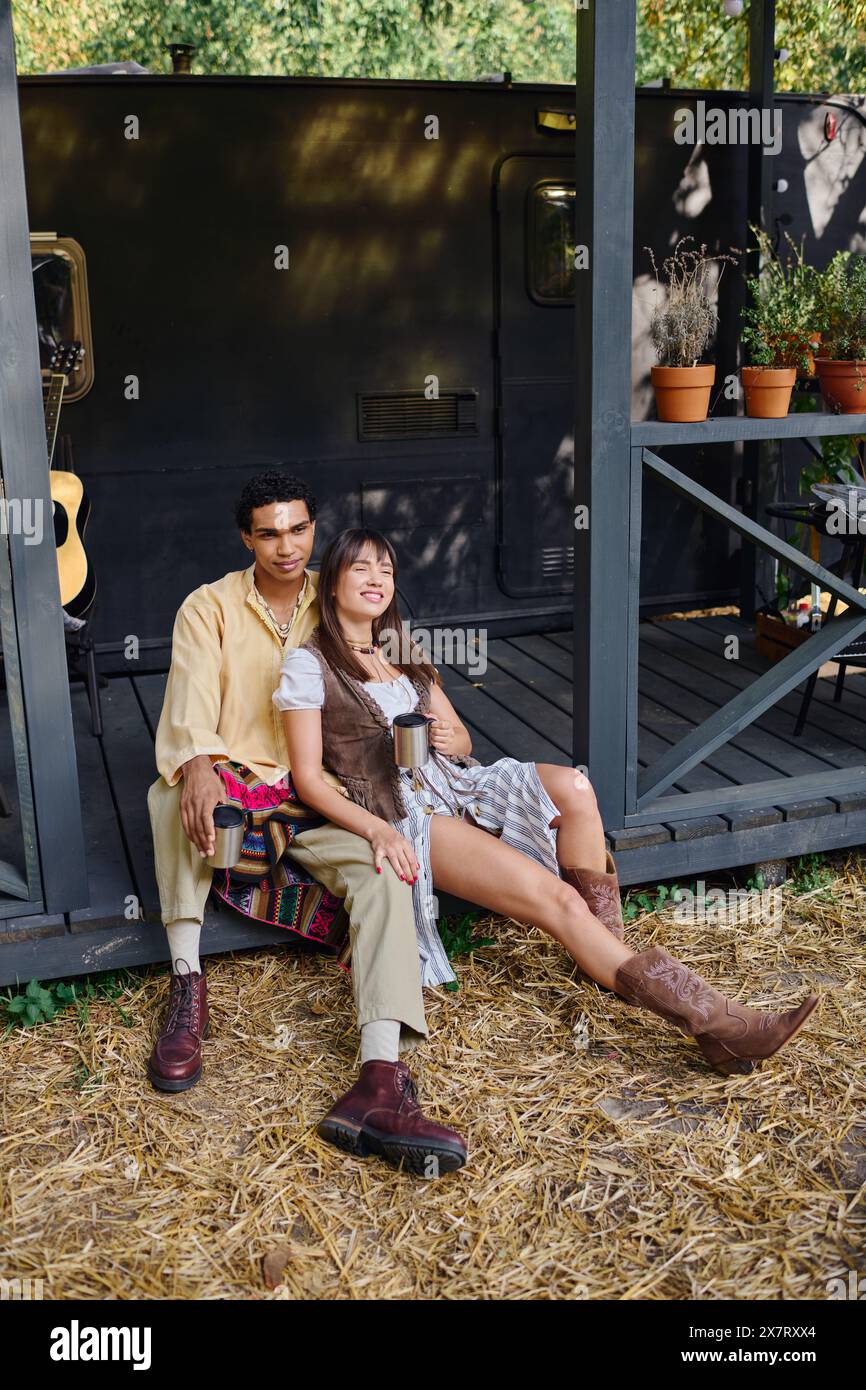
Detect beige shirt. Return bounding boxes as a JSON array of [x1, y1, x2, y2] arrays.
[[154, 562, 346, 794]]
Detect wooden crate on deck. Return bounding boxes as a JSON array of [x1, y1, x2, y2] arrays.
[[755, 610, 813, 664]]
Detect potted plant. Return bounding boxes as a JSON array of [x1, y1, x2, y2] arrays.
[[813, 251, 866, 413], [646, 239, 734, 423], [739, 227, 819, 418]]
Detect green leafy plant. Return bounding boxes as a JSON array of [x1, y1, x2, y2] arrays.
[[1, 969, 137, 1038], [622, 882, 673, 922], [3, 977, 61, 1029], [743, 870, 766, 893], [436, 911, 495, 990], [788, 853, 835, 896], [814, 251, 866, 361], [646, 238, 735, 368], [740, 227, 819, 371]]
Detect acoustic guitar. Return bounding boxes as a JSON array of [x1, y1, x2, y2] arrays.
[[44, 342, 96, 618]]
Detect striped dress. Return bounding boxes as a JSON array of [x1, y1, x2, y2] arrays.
[[273, 650, 563, 988]]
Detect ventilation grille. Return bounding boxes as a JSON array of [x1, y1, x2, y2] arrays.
[[542, 546, 574, 578], [358, 390, 478, 441]]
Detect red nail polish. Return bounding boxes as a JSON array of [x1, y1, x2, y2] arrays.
[[376, 866, 381, 873]]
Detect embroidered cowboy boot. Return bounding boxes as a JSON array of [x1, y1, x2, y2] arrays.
[[561, 851, 624, 941], [146, 963, 210, 1093], [317, 1059, 467, 1176], [613, 946, 818, 1077]]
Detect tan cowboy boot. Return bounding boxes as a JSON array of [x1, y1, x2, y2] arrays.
[[613, 945, 817, 1076], [561, 851, 624, 941], [146, 962, 210, 1093], [317, 1059, 467, 1176]]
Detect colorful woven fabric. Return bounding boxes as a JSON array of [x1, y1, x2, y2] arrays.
[[208, 761, 350, 967]]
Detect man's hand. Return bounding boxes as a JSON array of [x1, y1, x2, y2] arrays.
[[179, 755, 227, 857]]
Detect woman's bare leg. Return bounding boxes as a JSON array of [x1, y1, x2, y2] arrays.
[[429, 814, 632, 989], [534, 763, 607, 872]]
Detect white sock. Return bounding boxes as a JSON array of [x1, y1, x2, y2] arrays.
[[166, 919, 202, 976], [360, 1018, 401, 1064]]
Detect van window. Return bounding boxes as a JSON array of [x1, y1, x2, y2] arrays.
[[30, 236, 93, 401], [529, 183, 575, 304]]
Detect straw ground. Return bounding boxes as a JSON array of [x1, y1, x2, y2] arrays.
[[1, 852, 863, 1300]]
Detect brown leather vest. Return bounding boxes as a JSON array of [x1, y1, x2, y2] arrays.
[[300, 628, 432, 820]]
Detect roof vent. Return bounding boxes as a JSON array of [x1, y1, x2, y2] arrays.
[[165, 41, 196, 75]]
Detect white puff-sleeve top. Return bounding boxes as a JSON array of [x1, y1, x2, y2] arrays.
[[272, 646, 419, 725]]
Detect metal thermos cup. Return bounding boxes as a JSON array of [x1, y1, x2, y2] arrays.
[[205, 804, 246, 869], [392, 713, 431, 768]]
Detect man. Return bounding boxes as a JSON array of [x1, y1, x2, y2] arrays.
[[146, 471, 467, 1174]]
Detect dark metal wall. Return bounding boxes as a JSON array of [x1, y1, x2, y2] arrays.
[[16, 77, 866, 650]]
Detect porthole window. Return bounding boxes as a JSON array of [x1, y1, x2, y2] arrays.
[[529, 183, 575, 305]]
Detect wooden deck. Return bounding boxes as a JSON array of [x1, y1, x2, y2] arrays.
[[3, 614, 866, 984], [440, 616, 866, 880]]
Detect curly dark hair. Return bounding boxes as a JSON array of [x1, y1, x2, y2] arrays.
[[233, 471, 317, 533]]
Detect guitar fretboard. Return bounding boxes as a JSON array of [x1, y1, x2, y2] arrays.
[[42, 373, 67, 470]]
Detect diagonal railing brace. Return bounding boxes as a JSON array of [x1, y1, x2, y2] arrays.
[[642, 448, 866, 612], [637, 448, 866, 806]]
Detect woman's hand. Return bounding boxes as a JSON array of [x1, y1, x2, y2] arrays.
[[425, 715, 460, 755], [368, 819, 419, 882]]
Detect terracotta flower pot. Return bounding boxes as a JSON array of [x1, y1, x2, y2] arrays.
[[778, 332, 821, 377], [742, 366, 796, 419], [815, 358, 866, 414], [650, 364, 716, 423]]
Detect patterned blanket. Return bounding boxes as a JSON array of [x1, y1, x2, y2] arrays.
[[208, 761, 351, 971]]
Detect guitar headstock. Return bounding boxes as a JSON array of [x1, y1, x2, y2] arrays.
[[47, 340, 84, 378]]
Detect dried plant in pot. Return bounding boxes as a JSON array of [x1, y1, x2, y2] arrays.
[[646, 239, 733, 423], [739, 227, 818, 418], [813, 251, 866, 413]]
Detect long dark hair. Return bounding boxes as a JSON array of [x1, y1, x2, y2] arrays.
[[315, 529, 439, 687]]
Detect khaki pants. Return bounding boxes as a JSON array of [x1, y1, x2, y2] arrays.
[[146, 775, 428, 1053]]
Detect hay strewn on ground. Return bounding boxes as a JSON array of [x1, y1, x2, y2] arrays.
[[1, 853, 863, 1300]]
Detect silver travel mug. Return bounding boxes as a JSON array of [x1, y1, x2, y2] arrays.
[[205, 804, 246, 869], [392, 713, 431, 768]]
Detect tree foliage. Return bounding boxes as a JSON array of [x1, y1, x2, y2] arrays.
[[9, 1, 576, 82], [9, 2, 866, 90], [637, 0, 866, 93]]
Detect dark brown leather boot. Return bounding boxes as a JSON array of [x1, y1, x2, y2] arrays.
[[613, 945, 818, 1077], [146, 962, 210, 1093], [561, 851, 625, 941], [317, 1059, 467, 1176]]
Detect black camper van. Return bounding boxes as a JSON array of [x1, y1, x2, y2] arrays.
[[3, 61, 866, 979], [19, 72, 866, 656]]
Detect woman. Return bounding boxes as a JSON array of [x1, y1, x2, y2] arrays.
[[274, 529, 818, 1176]]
